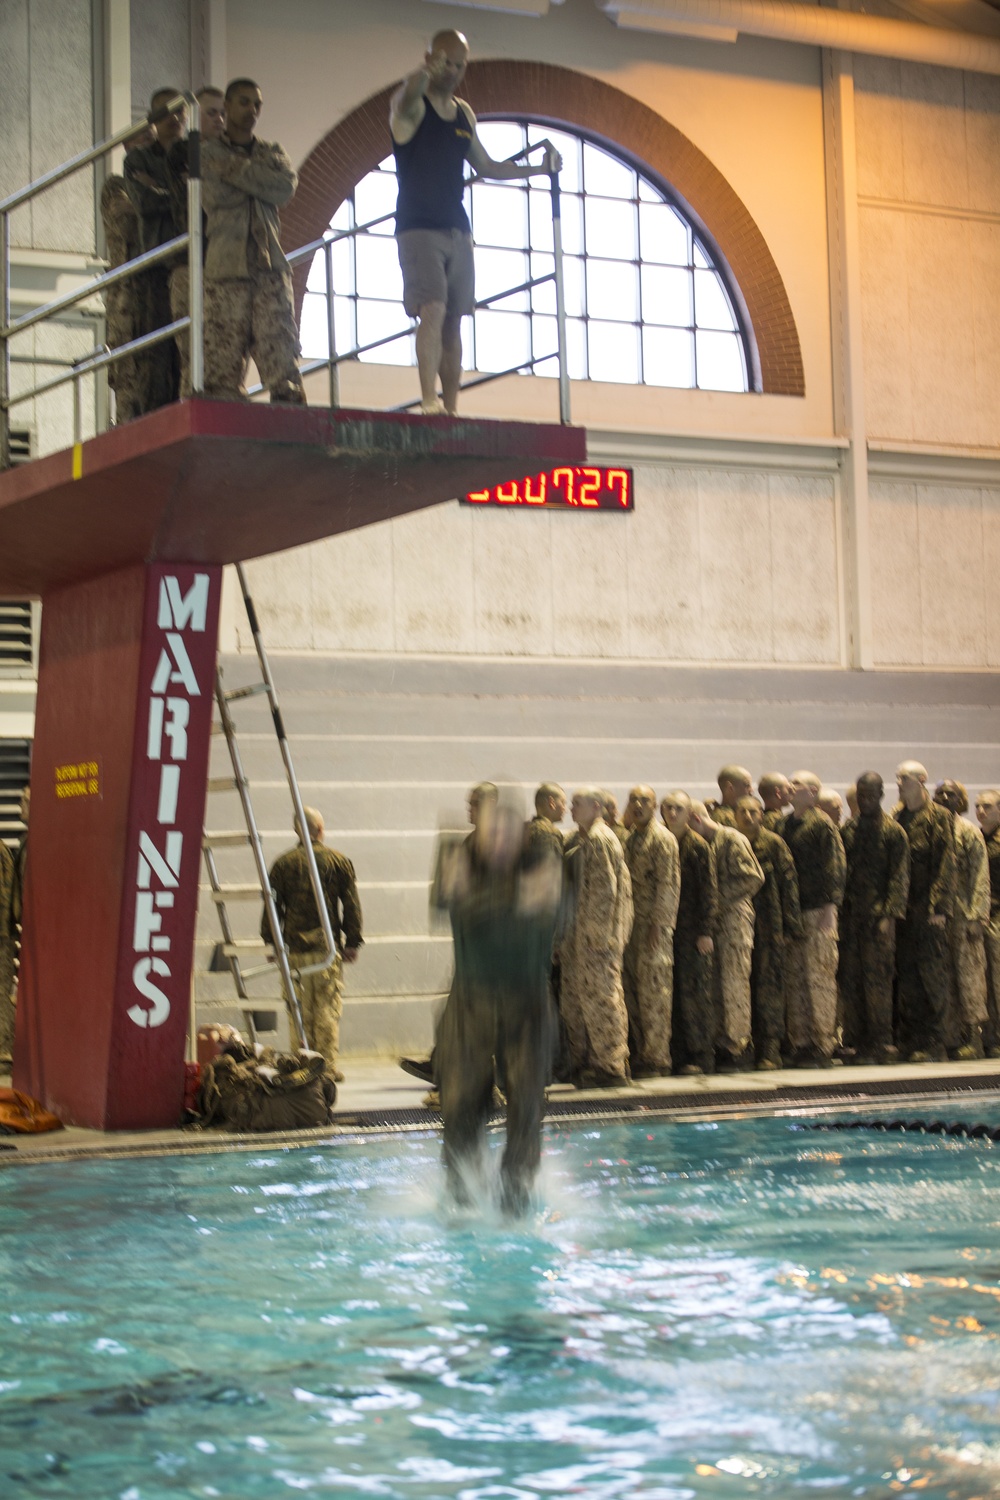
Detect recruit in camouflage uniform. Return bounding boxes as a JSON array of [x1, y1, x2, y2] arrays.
[[561, 794, 633, 1085], [759, 773, 792, 833], [976, 792, 1000, 1057], [622, 788, 680, 1076], [262, 814, 363, 1074], [692, 806, 764, 1062], [0, 840, 16, 1064], [780, 776, 847, 1063], [712, 765, 753, 831], [662, 794, 718, 1074], [201, 84, 305, 405], [124, 102, 187, 408], [839, 774, 910, 1063], [100, 176, 162, 422], [736, 798, 803, 1069], [935, 783, 990, 1056], [894, 764, 956, 1061]]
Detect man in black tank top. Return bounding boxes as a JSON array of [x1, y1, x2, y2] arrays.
[[390, 30, 560, 416]]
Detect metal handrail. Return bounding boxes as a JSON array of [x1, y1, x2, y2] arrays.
[[252, 143, 571, 419], [0, 91, 201, 467], [233, 561, 339, 995], [1, 123, 570, 466]]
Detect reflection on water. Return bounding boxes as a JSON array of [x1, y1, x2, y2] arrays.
[[2, 1112, 1000, 1498]]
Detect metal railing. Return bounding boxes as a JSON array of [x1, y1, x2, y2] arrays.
[[0, 91, 203, 468], [259, 141, 571, 422], [0, 117, 570, 469]]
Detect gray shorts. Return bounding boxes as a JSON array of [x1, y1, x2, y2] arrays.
[[396, 228, 475, 319]]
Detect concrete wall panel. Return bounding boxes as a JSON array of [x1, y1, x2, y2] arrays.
[[130, 0, 191, 119], [697, 468, 773, 661], [309, 524, 396, 653], [626, 466, 703, 661], [870, 480, 921, 666], [899, 62, 968, 212], [392, 502, 476, 655], [964, 72, 1000, 217], [916, 484, 985, 668], [858, 206, 912, 442], [28, 0, 95, 254], [472, 507, 554, 656], [768, 472, 840, 665]]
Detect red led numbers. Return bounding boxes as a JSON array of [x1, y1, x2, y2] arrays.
[[464, 466, 633, 511]]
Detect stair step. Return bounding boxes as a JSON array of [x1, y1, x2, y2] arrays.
[[207, 884, 263, 902], [222, 940, 268, 955], [203, 831, 251, 848], [224, 681, 269, 703], [207, 776, 238, 793]]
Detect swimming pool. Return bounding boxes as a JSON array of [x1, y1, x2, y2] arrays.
[[3, 1106, 1000, 1498]]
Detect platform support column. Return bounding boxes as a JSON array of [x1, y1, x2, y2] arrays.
[[14, 561, 222, 1129]]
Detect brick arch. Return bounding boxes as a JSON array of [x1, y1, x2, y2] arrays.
[[282, 61, 804, 398]]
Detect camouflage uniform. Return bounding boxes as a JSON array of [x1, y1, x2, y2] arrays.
[[710, 827, 764, 1057], [713, 806, 739, 829], [436, 837, 561, 1211], [747, 827, 803, 1063], [780, 808, 846, 1059], [762, 809, 785, 833], [524, 815, 564, 862], [946, 817, 990, 1045], [672, 827, 718, 1072], [561, 820, 633, 1080], [123, 142, 184, 406], [839, 812, 910, 1059], [894, 798, 956, 1057], [101, 176, 174, 419], [524, 814, 568, 1074], [623, 820, 680, 1073], [983, 825, 1000, 1055], [0, 841, 16, 1063], [262, 841, 363, 1069], [202, 135, 304, 403]]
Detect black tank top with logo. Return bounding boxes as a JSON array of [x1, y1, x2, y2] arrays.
[[393, 100, 473, 235]]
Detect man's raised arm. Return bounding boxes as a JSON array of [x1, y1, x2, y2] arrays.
[[465, 115, 562, 182]]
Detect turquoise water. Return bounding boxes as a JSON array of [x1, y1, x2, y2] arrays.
[[3, 1109, 1000, 1499]]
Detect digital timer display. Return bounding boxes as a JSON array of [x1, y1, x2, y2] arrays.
[[462, 466, 633, 511]]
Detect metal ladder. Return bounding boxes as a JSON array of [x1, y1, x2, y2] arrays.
[[201, 562, 338, 1048]]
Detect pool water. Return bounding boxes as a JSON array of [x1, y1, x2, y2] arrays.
[[3, 1108, 1000, 1499]]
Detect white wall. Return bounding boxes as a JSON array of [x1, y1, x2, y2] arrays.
[[226, 0, 835, 439], [0, 0, 97, 256], [855, 55, 1000, 451], [231, 454, 843, 666]]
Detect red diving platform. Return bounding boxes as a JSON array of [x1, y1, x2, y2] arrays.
[[2, 399, 585, 1129]]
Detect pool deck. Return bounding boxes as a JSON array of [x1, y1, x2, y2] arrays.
[[2, 1055, 999, 1165]]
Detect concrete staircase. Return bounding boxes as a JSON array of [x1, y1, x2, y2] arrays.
[[193, 653, 1000, 1055]]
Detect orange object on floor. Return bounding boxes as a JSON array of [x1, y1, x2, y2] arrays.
[[0, 1088, 64, 1134]]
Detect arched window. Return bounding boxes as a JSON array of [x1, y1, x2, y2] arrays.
[[300, 120, 749, 393]]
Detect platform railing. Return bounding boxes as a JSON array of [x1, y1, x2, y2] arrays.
[[0, 91, 203, 468], [0, 122, 570, 470], [256, 141, 571, 423]]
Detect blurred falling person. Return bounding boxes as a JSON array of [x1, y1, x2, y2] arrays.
[[434, 785, 562, 1214]]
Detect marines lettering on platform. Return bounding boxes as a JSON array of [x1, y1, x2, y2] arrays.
[[126, 571, 211, 1031]]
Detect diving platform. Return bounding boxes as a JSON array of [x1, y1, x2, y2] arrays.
[[3, 400, 585, 1130]]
